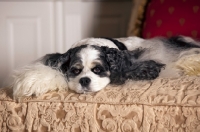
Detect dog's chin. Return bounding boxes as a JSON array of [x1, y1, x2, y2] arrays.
[[68, 82, 108, 94], [70, 86, 102, 94], [78, 89, 94, 94]]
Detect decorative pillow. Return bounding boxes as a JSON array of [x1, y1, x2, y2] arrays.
[[142, 0, 200, 39]]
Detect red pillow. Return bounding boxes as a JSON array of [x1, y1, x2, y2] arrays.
[[142, 0, 200, 39]]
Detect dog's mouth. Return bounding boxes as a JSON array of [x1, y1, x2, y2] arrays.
[[80, 86, 93, 93], [82, 90, 93, 94], [83, 88, 92, 93]]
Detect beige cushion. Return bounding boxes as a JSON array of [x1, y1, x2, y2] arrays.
[[1, 76, 200, 131]]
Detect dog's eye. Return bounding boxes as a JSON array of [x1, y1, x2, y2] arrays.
[[71, 68, 81, 75], [92, 67, 101, 74]]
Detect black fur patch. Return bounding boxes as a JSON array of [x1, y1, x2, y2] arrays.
[[44, 53, 62, 68], [59, 45, 87, 74], [101, 47, 165, 84], [124, 60, 165, 81], [103, 37, 128, 50], [164, 36, 200, 50], [44, 45, 87, 70]]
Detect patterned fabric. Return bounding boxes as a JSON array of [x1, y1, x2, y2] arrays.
[[142, 0, 200, 39], [1, 76, 200, 131], [127, 0, 148, 37]]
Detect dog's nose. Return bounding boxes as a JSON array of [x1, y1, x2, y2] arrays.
[[79, 77, 91, 87]]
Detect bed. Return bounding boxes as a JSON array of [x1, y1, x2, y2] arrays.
[[1, 75, 200, 131]]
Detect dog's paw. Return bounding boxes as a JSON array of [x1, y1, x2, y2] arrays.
[[126, 60, 165, 80]]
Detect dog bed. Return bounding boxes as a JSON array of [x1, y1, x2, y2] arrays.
[[1, 75, 200, 132]]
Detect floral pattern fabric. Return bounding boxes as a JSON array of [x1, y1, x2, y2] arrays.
[[1, 76, 200, 132]]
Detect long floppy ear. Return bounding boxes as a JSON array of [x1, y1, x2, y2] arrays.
[[101, 46, 165, 84], [43, 51, 72, 70], [101, 46, 132, 84], [41, 48, 74, 74], [124, 60, 165, 80], [44, 45, 87, 73], [59, 50, 73, 73], [43, 53, 63, 68]]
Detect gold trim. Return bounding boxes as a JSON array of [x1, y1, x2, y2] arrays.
[[127, 0, 149, 37]]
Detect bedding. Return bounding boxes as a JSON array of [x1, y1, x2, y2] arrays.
[[1, 75, 200, 132]]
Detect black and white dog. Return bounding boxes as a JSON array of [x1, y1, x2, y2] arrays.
[[11, 36, 200, 98]]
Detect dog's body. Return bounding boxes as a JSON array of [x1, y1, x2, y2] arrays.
[[66, 36, 200, 78], [10, 36, 200, 98]]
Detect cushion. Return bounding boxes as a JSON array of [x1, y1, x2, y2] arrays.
[[1, 76, 200, 131], [127, 0, 200, 39], [142, 0, 200, 39]]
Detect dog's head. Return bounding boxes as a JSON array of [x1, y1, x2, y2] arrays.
[[44, 45, 111, 93], [44, 45, 164, 93]]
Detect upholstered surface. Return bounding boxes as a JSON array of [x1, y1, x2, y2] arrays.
[[1, 76, 200, 132], [142, 0, 200, 39], [127, 0, 200, 39]]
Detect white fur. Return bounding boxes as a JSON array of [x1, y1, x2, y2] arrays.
[[117, 36, 145, 50], [11, 63, 68, 99], [72, 38, 119, 49], [68, 46, 110, 93]]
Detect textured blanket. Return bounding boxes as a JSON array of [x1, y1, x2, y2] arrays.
[[1, 76, 200, 132]]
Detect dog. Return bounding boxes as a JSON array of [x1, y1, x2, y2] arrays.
[[10, 36, 200, 99]]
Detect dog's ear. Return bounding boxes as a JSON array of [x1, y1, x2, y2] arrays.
[[44, 45, 87, 73], [59, 49, 73, 73], [101, 46, 122, 71], [43, 49, 72, 70], [43, 53, 62, 68], [124, 60, 165, 80], [101, 46, 165, 84], [100, 46, 129, 84]]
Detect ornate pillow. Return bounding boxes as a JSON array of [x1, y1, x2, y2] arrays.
[[142, 0, 200, 39], [128, 0, 200, 38]]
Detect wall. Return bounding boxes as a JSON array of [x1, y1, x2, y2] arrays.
[[0, 0, 132, 86]]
